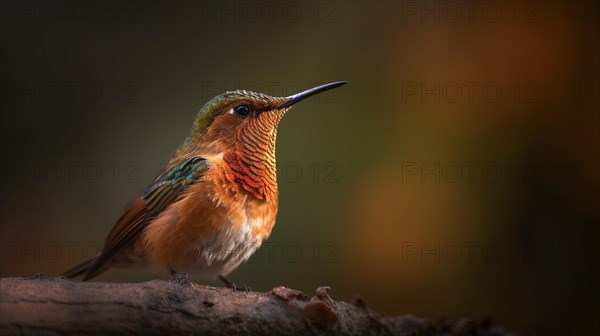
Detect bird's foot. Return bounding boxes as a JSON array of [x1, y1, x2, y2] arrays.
[[218, 275, 251, 292], [170, 271, 191, 285]]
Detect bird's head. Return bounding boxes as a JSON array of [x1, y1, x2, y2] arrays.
[[178, 81, 346, 200], [184, 81, 347, 156]]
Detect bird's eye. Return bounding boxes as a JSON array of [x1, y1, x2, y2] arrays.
[[232, 105, 251, 118]]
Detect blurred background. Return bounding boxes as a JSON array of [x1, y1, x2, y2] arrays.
[[1, 1, 598, 334]]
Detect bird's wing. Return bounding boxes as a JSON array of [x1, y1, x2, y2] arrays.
[[83, 157, 209, 280]]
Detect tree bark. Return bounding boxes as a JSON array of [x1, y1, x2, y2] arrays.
[[0, 274, 517, 335]]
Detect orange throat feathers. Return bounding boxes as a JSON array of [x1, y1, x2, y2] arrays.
[[223, 113, 281, 201]]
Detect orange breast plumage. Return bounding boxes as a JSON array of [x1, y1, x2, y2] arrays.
[[141, 157, 278, 279]]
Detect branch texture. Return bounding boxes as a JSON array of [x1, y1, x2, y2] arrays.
[[0, 274, 517, 335]]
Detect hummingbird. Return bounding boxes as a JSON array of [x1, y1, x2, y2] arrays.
[[63, 81, 347, 289]]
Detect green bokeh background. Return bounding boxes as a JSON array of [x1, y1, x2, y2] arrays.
[[1, 1, 598, 335]]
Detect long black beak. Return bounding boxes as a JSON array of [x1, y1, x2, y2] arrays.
[[279, 81, 348, 108]]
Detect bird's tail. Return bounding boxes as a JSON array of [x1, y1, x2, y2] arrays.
[[61, 256, 97, 279]]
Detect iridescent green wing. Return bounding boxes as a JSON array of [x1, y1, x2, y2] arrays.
[[82, 157, 209, 280], [142, 157, 209, 214]]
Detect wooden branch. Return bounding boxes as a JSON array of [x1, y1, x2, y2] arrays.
[[0, 274, 516, 335]]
